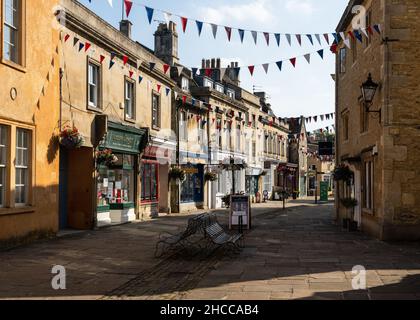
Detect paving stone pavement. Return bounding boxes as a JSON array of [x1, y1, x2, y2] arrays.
[[1, 199, 420, 300]]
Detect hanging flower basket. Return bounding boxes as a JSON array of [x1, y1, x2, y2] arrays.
[[204, 171, 218, 182], [59, 126, 85, 149], [333, 165, 353, 182], [96, 149, 118, 167], [169, 167, 186, 182], [340, 198, 358, 209]]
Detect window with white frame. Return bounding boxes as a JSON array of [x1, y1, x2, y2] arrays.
[[0, 125, 8, 207], [88, 62, 100, 108], [152, 93, 161, 128], [215, 83, 224, 93], [124, 80, 135, 120], [203, 78, 213, 88], [181, 77, 189, 92], [3, 0, 21, 64], [15, 128, 30, 206], [227, 89, 235, 99]]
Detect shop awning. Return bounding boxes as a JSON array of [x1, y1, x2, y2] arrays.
[[100, 122, 149, 154]]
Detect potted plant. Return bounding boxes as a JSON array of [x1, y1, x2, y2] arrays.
[[204, 171, 218, 182], [169, 167, 186, 182], [59, 126, 84, 149], [340, 198, 358, 231], [96, 149, 118, 167]]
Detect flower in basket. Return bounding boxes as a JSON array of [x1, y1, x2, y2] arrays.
[[59, 126, 85, 149], [169, 167, 186, 181], [96, 149, 118, 166], [204, 171, 218, 182]]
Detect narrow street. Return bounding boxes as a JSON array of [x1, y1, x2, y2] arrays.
[[1, 199, 420, 300]]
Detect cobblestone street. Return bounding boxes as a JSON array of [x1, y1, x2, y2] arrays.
[[1, 199, 420, 300]]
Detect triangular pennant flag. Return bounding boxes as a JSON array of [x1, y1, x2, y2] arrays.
[[211, 24, 218, 39], [78, 43, 85, 52], [355, 30, 363, 43], [163, 12, 172, 27], [157, 84, 161, 93], [343, 37, 351, 49], [373, 24, 381, 34], [145, 6, 154, 24], [317, 49, 324, 59], [367, 26, 374, 36], [64, 34, 70, 42], [290, 58, 296, 68], [138, 75, 143, 83], [315, 34, 321, 45], [314, 116, 318, 122], [286, 34, 291, 46], [100, 55, 105, 64], [225, 26, 232, 41], [323, 33, 330, 44], [123, 55, 129, 65], [306, 34, 313, 45], [150, 62, 156, 71], [304, 53, 311, 64], [124, 0, 133, 18], [192, 68, 198, 76], [348, 31, 356, 40], [182, 95, 187, 104], [73, 37, 79, 46], [84, 42, 91, 52], [330, 43, 338, 54], [177, 66, 183, 76], [238, 29, 245, 43], [165, 87, 170, 96], [262, 63, 269, 74], [361, 28, 369, 38], [263, 32, 270, 46], [332, 33, 340, 43], [181, 17, 188, 33], [163, 64, 170, 74], [276, 61, 283, 71], [295, 34, 302, 46], [109, 60, 115, 69], [251, 31, 258, 45], [174, 92, 178, 100], [196, 20, 203, 36], [321, 115, 325, 121], [274, 33, 281, 47], [129, 70, 134, 78], [248, 66, 255, 76], [107, 0, 113, 7]]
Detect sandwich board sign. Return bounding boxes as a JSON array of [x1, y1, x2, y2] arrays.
[[229, 195, 251, 230]]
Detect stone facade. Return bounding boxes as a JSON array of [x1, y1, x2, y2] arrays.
[[335, 0, 420, 240], [0, 0, 61, 243]]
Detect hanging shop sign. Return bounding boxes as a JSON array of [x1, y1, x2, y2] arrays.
[[100, 122, 149, 154]]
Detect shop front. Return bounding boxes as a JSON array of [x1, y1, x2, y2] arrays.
[[96, 122, 149, 227], [246, 167, 262, 202], [180, 164, 205, 212]]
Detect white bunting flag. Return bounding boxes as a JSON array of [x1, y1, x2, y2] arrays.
[[211, 24, 218, 39], [163, 12, 172, 27], [286, 34, 292, 46], [304, 54, 311, 64], [177, 66, 183, 76], [361, 28, 369, 38], [262, 63, 269, 74], [107, 0, 113, 7], [251, 31, 258, 45], [314, 34, 321, 45]]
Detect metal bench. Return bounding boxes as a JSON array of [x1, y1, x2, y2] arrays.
[[204, 220, 243, 253], [154, 214, 206, 258]]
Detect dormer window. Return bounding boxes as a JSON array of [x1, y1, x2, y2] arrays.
[[181, 77, 189, 92], [215, 83, 224, 93], [203, 78, 213, 89], [226, 89, 235, 99]]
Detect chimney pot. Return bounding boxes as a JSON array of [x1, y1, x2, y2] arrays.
[[211, 58, 216, 69], [120, 20, 133, 39], [216, 58, 221, 69]]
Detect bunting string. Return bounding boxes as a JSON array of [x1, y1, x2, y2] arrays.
[[89, 0, 381, 48]]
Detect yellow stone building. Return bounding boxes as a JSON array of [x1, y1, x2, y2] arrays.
[[0, 0, 61, 243]]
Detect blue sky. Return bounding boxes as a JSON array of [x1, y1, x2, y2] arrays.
[[77, 0, 349, 132]]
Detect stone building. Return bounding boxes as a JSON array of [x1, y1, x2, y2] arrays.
[[59, 0, 175, 228], [0, 0, 61, 243], [335, 0, 420, 240]]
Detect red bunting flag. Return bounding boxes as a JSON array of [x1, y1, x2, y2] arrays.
[[64, 34, 70, 42], [181, 17, 188, 33], [123, 55, 129, 65], [367, 26, 374, 36], [157, 84, 161, 92], [348, 31, 356, 40], [84, 42, 91, 52], [330, 43, 338, 54], [124, 0, 133, 18], [248, 65, 255, 76], [182, 95, 187, 104], [290, 58, 297, 67], [100, 55, 105, 64], [129, 70, 134, 78], [225, 27, 232, 41], [163, 64, 170, 74]]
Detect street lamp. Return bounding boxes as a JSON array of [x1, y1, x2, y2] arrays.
[[361, 73, 381, 119]]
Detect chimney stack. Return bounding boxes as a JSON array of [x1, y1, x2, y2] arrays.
[[120, 20, 133, 38], [154, 22, 179, 65]]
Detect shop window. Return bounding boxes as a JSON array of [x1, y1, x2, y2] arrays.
[[88, 61, 101, 109], [124, 79, 135, 120], [97, 154, 134, 207], [3, 0, 24, 65], [181, 166, 203, 203], [141, 161, 158, 202], [0, 125, 8, 207], [15, 128, 30, 206], [152, 93, 161, 129]]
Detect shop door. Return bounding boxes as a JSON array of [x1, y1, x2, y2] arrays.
[[193, 165, 204, 202]]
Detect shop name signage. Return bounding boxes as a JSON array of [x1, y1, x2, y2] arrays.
[[101, 126, 147, 154], [184, 167, 199, 174]]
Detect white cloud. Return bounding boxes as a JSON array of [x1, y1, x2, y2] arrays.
[[199, 0, 275, 25], [285, 0, 315, 15]]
